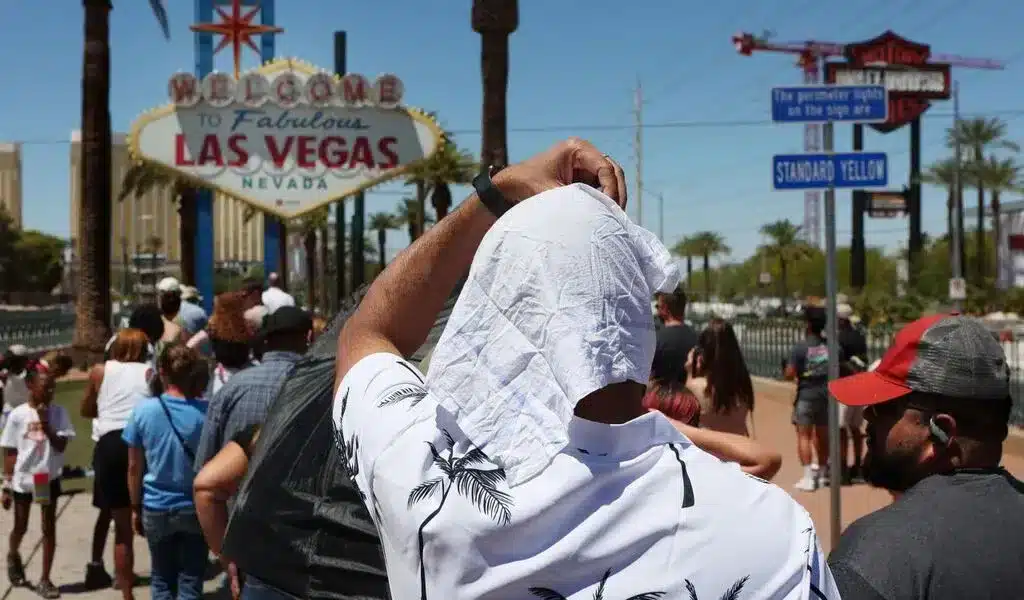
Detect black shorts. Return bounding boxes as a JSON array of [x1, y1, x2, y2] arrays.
[[93, 430, 131, 510], [12, 479, 62, 504]]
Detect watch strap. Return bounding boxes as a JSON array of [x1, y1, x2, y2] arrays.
[[472, 168, 513, 218]]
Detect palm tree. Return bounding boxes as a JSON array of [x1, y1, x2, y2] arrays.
[[408, 429, 512, 600], [119, 162, 199, 283], [76, 0, 169, 363], [290, 207, 329, 310], [979, 156, 1023, 285], [425, 139, 478, 220], [670, 236, 699, 290], [396, 198, 433, 242], [471, 0, 518, 171], [689, 231, 730, 303], [368, 212, 401, 272], [758, 220, 812, 316], [946, 117, 1020, 281], [920, 157, 959, 260]]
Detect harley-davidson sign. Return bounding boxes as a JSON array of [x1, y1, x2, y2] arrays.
[[129, 59, 443, 219], [825, 31, 951, 134]]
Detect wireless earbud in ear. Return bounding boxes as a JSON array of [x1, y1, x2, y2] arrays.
[[928, 417, 951, 445]]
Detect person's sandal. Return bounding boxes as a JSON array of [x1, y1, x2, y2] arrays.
[[7, 553, 26, 587], [36, 580, 60, 599]]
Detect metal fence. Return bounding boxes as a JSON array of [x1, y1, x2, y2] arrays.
[[0, 308, 76, 355], [691, 317, 1024, 427]]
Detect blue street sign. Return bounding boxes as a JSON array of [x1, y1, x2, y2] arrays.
[[771, 85, 888, 123], [773, 152, 889, 190]]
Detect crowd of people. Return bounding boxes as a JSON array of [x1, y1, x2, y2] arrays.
[[0, 137, 1021, 600]]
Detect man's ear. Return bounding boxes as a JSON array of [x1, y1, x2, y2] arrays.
[[929, 413, 957, 447]]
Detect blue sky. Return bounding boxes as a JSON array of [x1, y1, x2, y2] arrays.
[[2, 0, 1023, 263]]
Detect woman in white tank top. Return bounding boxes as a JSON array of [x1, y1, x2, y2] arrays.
[[79, 329, 153, 592]]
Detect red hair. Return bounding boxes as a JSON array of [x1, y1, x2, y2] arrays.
[[643, 382, 701, 426]]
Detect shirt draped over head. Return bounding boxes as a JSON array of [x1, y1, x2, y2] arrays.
[[333, 183, 840, 599], [427, 183, 680, 486]]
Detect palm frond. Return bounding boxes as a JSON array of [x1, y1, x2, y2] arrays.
[[718, 576, 749, 600], [452, 447, 490, 471], [527, 588, 567, 600], [441, 428, 456, 450], [148, 0, 170, 39], [426, 442, 453, 476], [594, 569, 611, 600], [685, 579, 699, 600], [624, 593, 667, 600], [407, 477, 444, 507], [454, 469, 512, 525]]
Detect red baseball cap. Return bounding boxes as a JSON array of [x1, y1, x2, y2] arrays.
[[829, 314, 1010, 407]]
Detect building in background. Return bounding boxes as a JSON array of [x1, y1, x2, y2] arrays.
[[68, 130, 265, 279], [0, 143, 23, 229]]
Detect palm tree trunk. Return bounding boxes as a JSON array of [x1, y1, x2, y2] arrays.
[[480, 32, 510, 170], [685, 256, 693, 289], [377, 229, 386, 273], [946, 188, 954, 266], [303, 230, 316, 309], [993, 190, 1002, 287], [432, 184, 452, 221], [178, 188, 197, 284], [418, 485, 452, 600], [976, 185, 986, 282], [74, 0, 114, 365], [702, 253, 711, 303]]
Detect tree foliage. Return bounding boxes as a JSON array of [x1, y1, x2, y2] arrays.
[[0, 207, 66, 296]]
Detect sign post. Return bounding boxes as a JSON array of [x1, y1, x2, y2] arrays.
[[770, 83, 888, 549]]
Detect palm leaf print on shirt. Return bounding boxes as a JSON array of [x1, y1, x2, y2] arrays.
[[408, 428, 513, 600], [528, 568, 666, 599], [685, 575, 750, 600]]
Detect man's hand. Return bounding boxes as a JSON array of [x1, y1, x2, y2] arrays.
[[494, 138, 628, 208], [220, 558, 241, 600], [1, 489, 10, 511], [132, 509, 145, 537]]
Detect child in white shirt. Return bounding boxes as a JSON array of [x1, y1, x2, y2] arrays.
[[0, 359, 75, 598]]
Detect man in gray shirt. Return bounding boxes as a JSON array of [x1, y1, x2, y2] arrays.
[[827, 314, 1024, 600]]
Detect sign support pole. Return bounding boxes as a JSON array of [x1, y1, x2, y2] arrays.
[[260, 0, 281, 284], [333, 32, 347, 310], [193, 0, 215, 314], [823, 121, 842, 549]]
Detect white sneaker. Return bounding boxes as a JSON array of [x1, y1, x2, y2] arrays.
[[818, 464, 830, 487], [794, 466, 818, 491]]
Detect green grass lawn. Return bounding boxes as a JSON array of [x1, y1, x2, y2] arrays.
[[52, 379, 93, 493]]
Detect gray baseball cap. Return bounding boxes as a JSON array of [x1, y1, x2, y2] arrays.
[[830, 313, 1009, 406]]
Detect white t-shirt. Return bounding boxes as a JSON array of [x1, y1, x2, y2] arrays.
[[0, 403, 76, 493], [1, 373, 30, 417], [261, 287, 295, 314], [92, 360, 152, 441], [334, 353, 841, 600]]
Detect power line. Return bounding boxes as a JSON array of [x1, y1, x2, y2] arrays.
[[13, 108, 1024, 147]]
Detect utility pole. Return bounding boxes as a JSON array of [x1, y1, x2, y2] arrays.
[[633, 78, 644, 227], [333, 31, 347, 309], [951, 81, 964, 311]]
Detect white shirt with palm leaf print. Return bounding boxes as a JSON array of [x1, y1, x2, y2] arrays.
[[334, 352, 841, 600]]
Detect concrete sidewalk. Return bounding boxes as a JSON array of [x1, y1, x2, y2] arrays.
[[0, 492, 223, 600]]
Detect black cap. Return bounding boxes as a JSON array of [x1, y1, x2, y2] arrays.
[[258, 306, 313, 339]]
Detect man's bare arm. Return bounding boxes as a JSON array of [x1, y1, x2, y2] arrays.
[[335, 189, 497, 384]]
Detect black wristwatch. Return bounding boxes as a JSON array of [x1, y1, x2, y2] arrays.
[[472, 165, 513, 218]]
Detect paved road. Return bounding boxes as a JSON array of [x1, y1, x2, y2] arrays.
[[1, 378, 1022, 598]]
